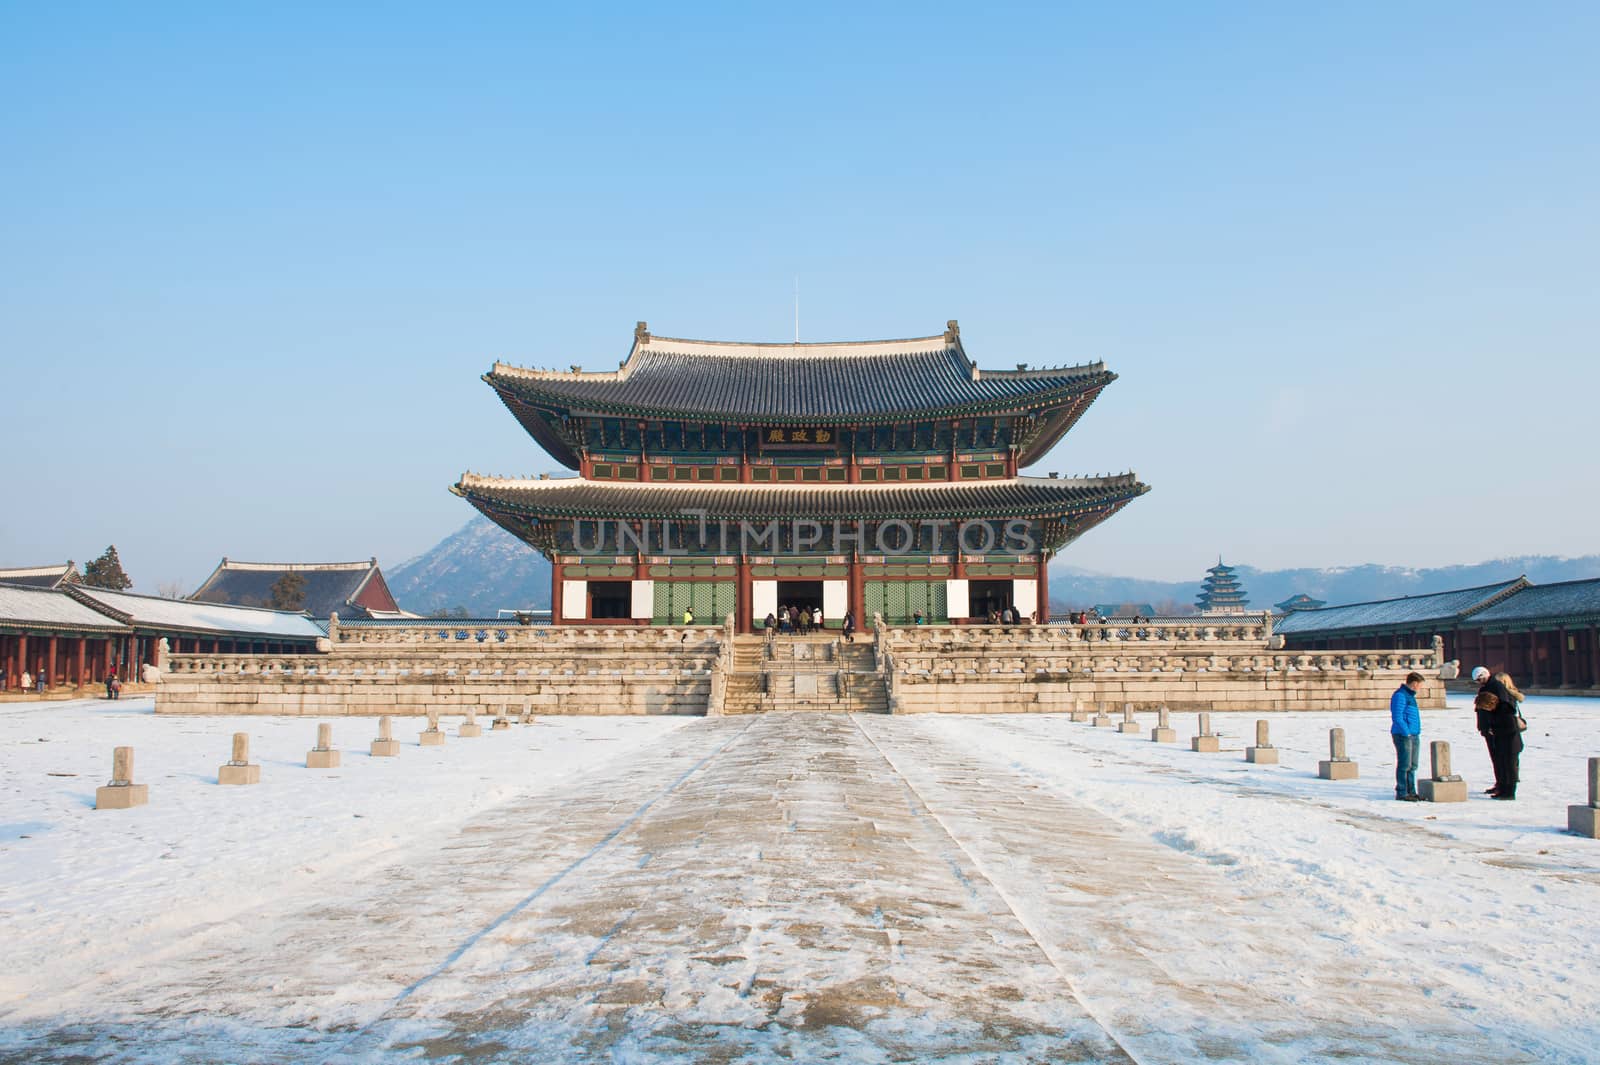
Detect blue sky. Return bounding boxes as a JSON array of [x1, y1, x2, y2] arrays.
[[3, 2, 1596, 591]]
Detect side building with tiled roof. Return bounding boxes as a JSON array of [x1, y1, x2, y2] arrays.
[[1274, 578, 1528, 662], [188, 558, 405, 619], [0, 563, 79, 590], [1, 584, 325, 696], [454, 320, 1150, 629], [1454, 578, 1600, 691]]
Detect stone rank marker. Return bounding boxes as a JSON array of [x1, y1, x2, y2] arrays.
[[370, 715, 400, 757], [1418, 740, 1467, 802], [306, 723, 341, 769], [1069, 700, 1091, 723], [420, 709, 446, 747], [95, 746, 148, 810], [459, 707, 483, 738], [1092, 703, 1114, 728], [1245, 720, 1278, 764], [491, 704, 511, 730], [1318, 727, 1359, 780], [1150, 706, 1176, 743], [1117, 702, 1142, 735], [1568, 757, 1600, 838], [518, 700, 535, 725], [218, 732, 261, 785], [1191, 712, 1220, 753]]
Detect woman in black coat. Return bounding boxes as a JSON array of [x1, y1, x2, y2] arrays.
[[1473, 667, 1521, 799]]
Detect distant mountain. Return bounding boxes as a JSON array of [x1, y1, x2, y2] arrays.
[[1049, 556, 1600, 614], [388, 516, 550, 616], [391, 515, 1600, 619]]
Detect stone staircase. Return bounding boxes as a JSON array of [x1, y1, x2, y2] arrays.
[[719, 635, 888, 714]]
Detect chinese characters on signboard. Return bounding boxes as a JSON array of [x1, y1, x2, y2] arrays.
[[764, 427, 835, 445]]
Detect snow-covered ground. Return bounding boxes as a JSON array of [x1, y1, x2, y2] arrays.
[[0, 694, 1596, 1062]]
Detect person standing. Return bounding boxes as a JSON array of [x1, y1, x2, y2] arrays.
[[812, 606, 823, 632], [682, 607, 695, 625], [20, 669, 32, 692], [842, 609, 856, 644], [105, 668, 116, 700], [1390, 671, 1424, 801], [1472, 666, 1521, 797], [1489, 671, 1525, 800]]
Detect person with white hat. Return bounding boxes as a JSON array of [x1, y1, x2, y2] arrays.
[[1472, 666, 1520, 798]]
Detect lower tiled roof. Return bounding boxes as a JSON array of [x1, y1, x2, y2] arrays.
[[1467, 578, 1600, 626], [1272, 579, 1526, 635], [453, 473, 1149, 522], [0, 584, 131, 634], [69, 587, 327, 640]]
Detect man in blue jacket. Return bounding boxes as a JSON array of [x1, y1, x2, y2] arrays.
[[1390, 671, 1424, 801]]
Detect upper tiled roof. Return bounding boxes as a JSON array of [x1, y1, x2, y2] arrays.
[[1272, 578, 1526, 635], [0, 584, 130, 633], [0, 564, 77, 590], [486, 324, 1113, 427], [70, 586, 327, 640], [453, 472, 1148, 523], [1467, 578, 1600, 626], [188, 558, 399, 618]]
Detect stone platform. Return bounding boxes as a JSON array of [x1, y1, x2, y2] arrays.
[[155, 618, 1443, 717]]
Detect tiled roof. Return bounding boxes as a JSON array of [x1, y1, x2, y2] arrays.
[[0, 584, 130, 633], [1467, 579, 1600, 626], [1272, 579, 1526, 635], [0, 564, 77, 590], [453, 472, 1149, 522], [69, 587, 327, 640], [188, 558, 396, 618], [487, 330, 1113, 427]]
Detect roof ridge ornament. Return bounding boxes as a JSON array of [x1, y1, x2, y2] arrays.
[[635, 321, 650, 345], [944, 319, 959, 343]]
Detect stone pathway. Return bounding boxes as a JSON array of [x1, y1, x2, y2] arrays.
[[4, 714, 1530, 1063]]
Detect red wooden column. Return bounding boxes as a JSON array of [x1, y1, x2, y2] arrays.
[[1037, 553, 1050, 623], [1559, 627, 1571, 688], [551, 561, 565, 625], [45, 635, 58, 687], [736, 555, 752, 633], [74, 637, 86, 688], [850, 556, 866, 631], [102, 639, 114, 685]]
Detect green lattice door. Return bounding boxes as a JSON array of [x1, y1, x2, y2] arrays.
[[652, 581, 734, 624], [865, 580, 947, 624]]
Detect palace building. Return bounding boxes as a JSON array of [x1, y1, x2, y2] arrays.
[[453, 320, 1148, 630]]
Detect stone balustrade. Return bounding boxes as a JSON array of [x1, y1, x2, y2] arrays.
[[158, 620, 1442, 716]]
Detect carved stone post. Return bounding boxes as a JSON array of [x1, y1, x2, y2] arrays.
[[1191, 712, 1219, 753], [96, 745, 149, 809], [307, 722, 340, 768], [459, 706, 483, 738], [420, 708, 446, 746], [1318, 727, 1359, 780], [1567, 757, 1600, 837], [1418, 740, 1467, 802], [1150, 705, 1176, 743], [1092, 701, 1114, 728], [1117, 701, 1141, 734], [219, 731, 261, 785], [371, 715, 400, 757], [1246, 718, 1278, 764]]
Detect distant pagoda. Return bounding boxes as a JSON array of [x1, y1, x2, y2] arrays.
[[453, 320, 1150, 629], [1196, 559, 1250, 614]]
